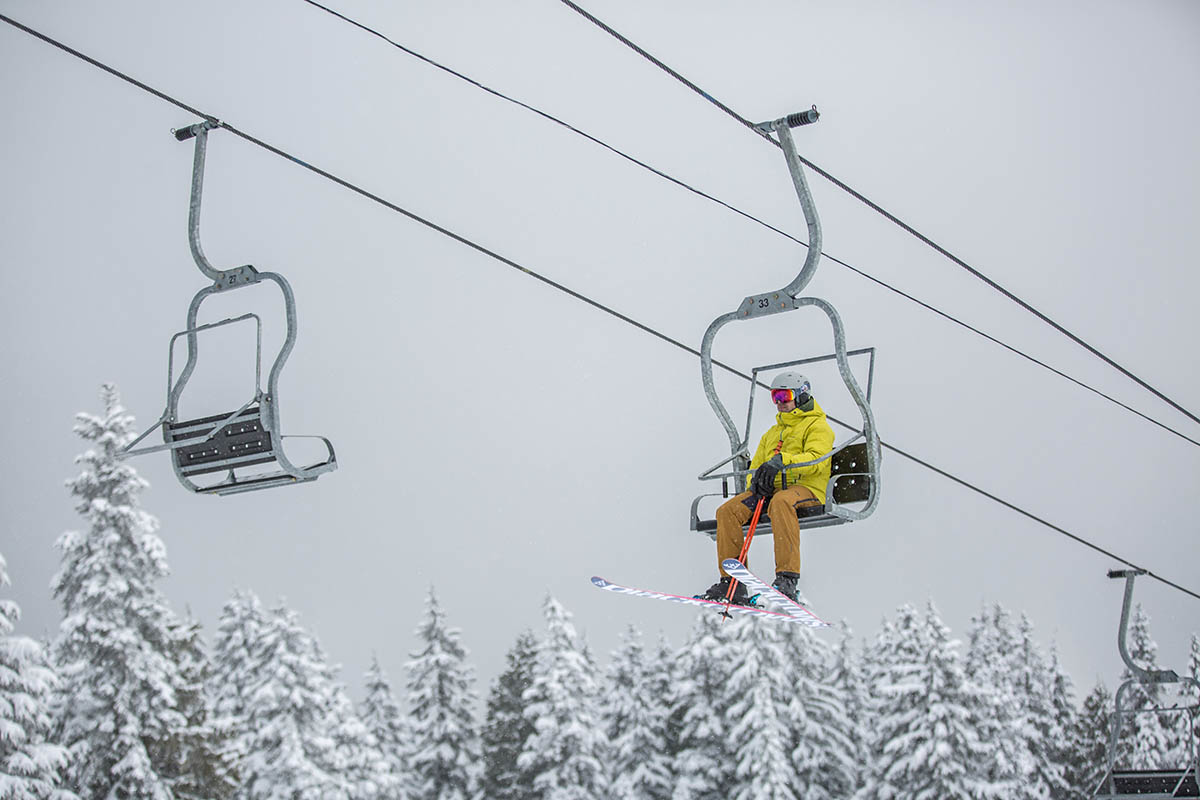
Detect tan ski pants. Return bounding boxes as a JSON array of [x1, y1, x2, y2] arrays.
[[715, 487, 819, 577]]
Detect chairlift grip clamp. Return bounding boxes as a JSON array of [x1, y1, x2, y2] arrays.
[[172, 118, 220, 142], [1107, 568, 1147, 579], [752, 105, 820, 136]]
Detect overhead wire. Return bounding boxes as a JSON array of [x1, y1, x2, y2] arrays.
[[2, 11, 1197, 604], [554, 0, 1200, 430], [294, 0, 1200, 451]]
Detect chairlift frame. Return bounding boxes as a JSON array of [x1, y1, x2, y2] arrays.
[[1094, 570, 1200, 798], [120, 121, 336, 495], [693, 107, 881, 536]]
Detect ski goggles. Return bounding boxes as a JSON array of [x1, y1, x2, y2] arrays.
[[770, 385, 810, 405]]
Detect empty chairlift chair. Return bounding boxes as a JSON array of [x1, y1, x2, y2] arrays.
[[1094, 570, 1200, 799], [121, 121, 336, 495]]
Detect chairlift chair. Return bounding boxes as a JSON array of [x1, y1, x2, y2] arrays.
[[120, 121, 336, 495], [693, 107, 881, 537], [1094, 570, 1200, 799]]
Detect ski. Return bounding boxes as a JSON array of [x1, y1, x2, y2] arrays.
[[721, 559, 830, 628], [590, 576, 817, 626]]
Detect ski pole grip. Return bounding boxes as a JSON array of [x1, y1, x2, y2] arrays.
[[785, 106, 820, 128]]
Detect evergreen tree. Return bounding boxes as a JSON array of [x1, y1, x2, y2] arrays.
[[858, 602, 1001, 800], [964, 603, 1026, 797], [827, 621, 868, 792], [604, 626, 671, 800], [644, 634, 681, 769], [157, 616, 238, 800], [50, 384, 220, 800], [404, 589, 479, 800], [1043, 645, 1079, 800], [517, 596, 608, 800], [361, 655, 409, 799], [210, 590, 393, 800], [208, 589, 269, 778], [0, 551, 74, 800], [481, 631, 538, 800], [784, 623, 858, 799], [1068, 681, 1112, 800], [1011, 615, 1070, 798], [667, 614, 739, 800], [724, 620, 796, 800], [1186, 635, 1200, 761]]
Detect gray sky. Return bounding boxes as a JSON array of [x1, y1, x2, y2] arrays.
[[2, 0, 1198, 701]]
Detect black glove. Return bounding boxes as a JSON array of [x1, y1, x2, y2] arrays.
[[751, 454, 784, 497]]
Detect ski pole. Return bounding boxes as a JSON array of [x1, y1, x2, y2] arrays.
[[723, 496, 766, 615]]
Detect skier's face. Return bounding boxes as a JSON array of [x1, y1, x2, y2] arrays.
[[774, 396, 796, 413]]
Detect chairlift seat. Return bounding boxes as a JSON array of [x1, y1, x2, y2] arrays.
[[693, 442, 874, 538], [164, 405, 334, 496], [167, 407, 275, 477], [1097, 769, 1199, 798]]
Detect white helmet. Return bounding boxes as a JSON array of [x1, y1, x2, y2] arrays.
[[770, 371, 811, 403]]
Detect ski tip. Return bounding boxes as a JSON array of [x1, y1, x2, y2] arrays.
[[590, 576, 609, 588], [721, 558, 746, 571]]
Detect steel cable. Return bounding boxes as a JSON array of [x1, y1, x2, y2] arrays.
[[2, 11, 1195, 602], [554, 0, 1200, 429]]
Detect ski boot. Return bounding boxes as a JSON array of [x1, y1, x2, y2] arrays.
[[696, 576, 750, 606], [772, 571, 800, 603]]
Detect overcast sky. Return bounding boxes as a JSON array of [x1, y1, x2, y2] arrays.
[[2, 0, 1198, 701]]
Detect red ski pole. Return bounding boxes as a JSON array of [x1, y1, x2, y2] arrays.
[[723, 496, 766, 616]]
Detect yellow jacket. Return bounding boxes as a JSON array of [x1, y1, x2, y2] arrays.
[[748, 399, 835, 503]]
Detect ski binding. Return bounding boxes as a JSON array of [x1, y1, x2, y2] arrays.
[[721, 559, 829, 628]]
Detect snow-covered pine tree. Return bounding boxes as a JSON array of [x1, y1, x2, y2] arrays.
[[1122, 604, 1177, 769], [783, 622, 859, 799], [1043, 644, 1079, 800], [1010, 615, 1071, 798], [723, 619, 796, 800], [1070, 681, 1113, 799], [964, 603, 1026, 797], [667, 614, 739, 800], [210, 590, 394, 800], [0, 551, 74, 800], [1187, 635, 1200, 762], [50, 384, 222, 800], [517, 596, 608, 800], [827, 621, 868, 791], [645, 634, 680, 768], [603, 626, 671, 800], [156, 615, 237, 800], [858, 602, 1001, 800], [482, 630, 539, 800], [208, 589, 268, 778], [361, 655, 409, 799], [404, 588, 479, 800]]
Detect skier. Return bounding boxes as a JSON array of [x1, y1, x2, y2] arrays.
[[698, 372, 834, 605]]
